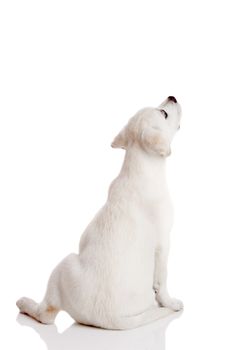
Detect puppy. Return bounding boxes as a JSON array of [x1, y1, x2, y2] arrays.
[[17, 96, 183, 330]]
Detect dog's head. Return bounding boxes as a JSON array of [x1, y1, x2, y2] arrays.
[[111, 96, 181, 157]]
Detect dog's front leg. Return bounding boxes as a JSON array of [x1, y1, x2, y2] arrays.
[[153, 247, 183, 311]]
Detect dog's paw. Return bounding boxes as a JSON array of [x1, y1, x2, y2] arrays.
[[166, 298, 183, 311], [156, 293, 183, 311]]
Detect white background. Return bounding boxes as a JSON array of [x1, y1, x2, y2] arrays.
[[0, 1, 233, 349]]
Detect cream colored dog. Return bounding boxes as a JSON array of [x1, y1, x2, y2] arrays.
[[17, 96, 183, 330]]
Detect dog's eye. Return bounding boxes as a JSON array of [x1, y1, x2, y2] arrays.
[[161, 109, 168, 119]]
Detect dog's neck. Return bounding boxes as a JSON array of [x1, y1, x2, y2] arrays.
[[120, 144, 167, 184]]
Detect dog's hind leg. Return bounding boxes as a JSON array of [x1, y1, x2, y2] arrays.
[[16, 259, 62, 324], [16, 297, 59, 324], [17, 253, 81, 324]]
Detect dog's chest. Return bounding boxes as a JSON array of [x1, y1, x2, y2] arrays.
[[133, 192, 173, 244]]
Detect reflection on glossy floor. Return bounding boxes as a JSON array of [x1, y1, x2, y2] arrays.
[[17, 311, 182, 350]]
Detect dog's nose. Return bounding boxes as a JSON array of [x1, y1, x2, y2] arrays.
[[168, 96, 177, 103]]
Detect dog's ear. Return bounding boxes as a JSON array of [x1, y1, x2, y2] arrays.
[[111, 126, 128, 149], [140, 127, 171, 157]]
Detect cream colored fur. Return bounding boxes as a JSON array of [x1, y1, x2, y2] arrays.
[[17, 96, 183, 330]]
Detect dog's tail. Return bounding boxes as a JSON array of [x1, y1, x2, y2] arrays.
[[108, 306, 173, 330]]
